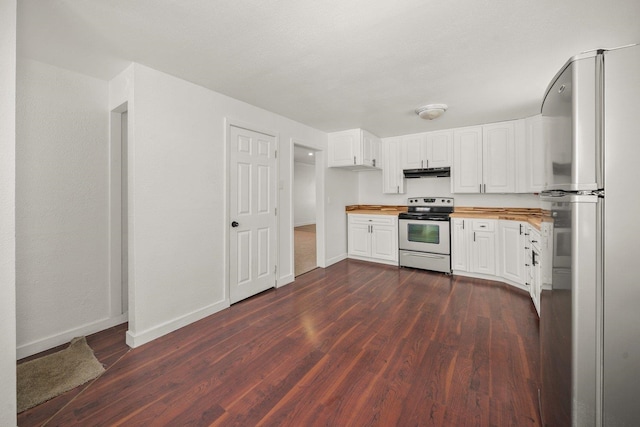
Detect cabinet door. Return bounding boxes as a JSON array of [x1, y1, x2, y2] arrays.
[[426, 130, 453, 168], [451, 218, 468, 271], [371, 225, 398, 262], [362, 130, 381, 169], [532, 249, 541, 316], [382, 138, 405, 194], [525, 115, 546, 192], [499, 221, 525, 285], [483, 122, 516, 193], [400, 134, 427, 170], [452, 127, 483, 193], [471, 230, 496, 275], [328, 130, 360, 167], [348, 222, 371, 257]]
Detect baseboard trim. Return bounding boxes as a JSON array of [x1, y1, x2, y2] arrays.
[[325, 253, 347, 267], [347, 255, 399, 267], [452, 270, 529, 293], [17, 313, 129, 360], [126, 299, 229, 348], [277, 273, 295, 288], [294, 222, 316, 228]]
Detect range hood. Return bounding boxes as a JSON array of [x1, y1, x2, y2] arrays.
[[403, 167, 451, 178]]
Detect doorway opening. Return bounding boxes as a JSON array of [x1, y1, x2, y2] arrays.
[[293, 144, 318, 276], [109, 103, 129, 318]]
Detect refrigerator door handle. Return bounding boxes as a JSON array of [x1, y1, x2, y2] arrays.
[[595, 52, 605, 188]]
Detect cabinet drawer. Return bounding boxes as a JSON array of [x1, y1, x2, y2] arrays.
[[348, 214, 397, 226], [472, 219, 495, 232]]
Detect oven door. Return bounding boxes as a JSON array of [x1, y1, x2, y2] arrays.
[[398, 218, 450, 254]]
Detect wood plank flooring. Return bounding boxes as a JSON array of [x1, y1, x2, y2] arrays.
[[18, 259, 540, 426], [294, 224, 317, 277]]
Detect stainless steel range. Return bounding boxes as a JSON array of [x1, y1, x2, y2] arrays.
[[398, 197, 453, 273]]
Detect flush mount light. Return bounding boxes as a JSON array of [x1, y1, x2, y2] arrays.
[[415, 103, 448, 120], [308, 152, 314, 156]]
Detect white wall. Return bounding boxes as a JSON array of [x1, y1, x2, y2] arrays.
[[293, 162, 316, 226], [15, 59, 123, 358], [358, 170, 541, 208], [0, 0, 17, 423], [114, 64, 328, 347]]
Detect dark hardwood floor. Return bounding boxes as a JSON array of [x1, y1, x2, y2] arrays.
[[18, 259, 540, 426]]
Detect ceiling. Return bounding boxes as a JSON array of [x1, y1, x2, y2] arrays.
[[17, 0, 640, 138]]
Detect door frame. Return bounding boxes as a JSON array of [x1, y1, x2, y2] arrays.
[[224, 118, 280, 302], [109, 102, 130, 320]]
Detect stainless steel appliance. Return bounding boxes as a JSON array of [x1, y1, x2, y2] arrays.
[[398, 197, 453, 273], [539, 44, 640, 427]]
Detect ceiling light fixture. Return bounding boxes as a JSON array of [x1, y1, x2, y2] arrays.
[[308, 152, 314, 156], [415, 103, 448, 120]]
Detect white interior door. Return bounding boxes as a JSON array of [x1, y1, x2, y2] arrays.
[[229, 126, 277, 304]]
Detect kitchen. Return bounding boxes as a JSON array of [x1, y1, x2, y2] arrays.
[[340, 45, 640, 425], [4, 1, 640, 425]]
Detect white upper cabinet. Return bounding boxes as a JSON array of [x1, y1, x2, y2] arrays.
[[328, 129, 381, 170], [328, 130, 358, 167], [452, 120, 521, 193], [381, 138, 405, 194], [400, 130, 453, 170], [522, 114, 546, 193], [426, 130, 453, 168], [400, 134, 425, 170], [483, 121, 517, 193], [452, 126, 483, 193], [362, 130, 381, 167]]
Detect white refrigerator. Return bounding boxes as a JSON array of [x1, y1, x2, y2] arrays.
[[539, 44, 640, 426]]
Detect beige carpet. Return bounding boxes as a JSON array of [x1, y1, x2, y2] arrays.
[[17, 336, 105, 413], [295, 224, 317, 276]]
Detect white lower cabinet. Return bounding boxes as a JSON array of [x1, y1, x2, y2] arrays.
[[451, 218, 496, 275], [470, 220, 496, 275], [528, 226, 542, 316], [347, 214, 398, 265], [451, 218, 468, 271], [498, 220, 526, 286], [453, 217, 544, 317]]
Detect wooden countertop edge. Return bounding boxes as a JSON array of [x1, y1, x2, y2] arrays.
[[344, 205, 552, 227], [345, 205, 407, 216], [450, 210, 552, 230]]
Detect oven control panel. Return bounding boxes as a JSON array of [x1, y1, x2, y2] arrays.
[[407, 197, 453, 207]]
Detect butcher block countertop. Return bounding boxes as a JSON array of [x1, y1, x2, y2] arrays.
[[450, 207, 551, 230], [345, 205, 408, 216]]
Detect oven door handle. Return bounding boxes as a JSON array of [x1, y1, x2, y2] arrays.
[[403, 252, 447, 259], [400, 217, 450, 222]]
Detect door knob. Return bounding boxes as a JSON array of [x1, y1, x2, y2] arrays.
[[231, 221, 239, 228]]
